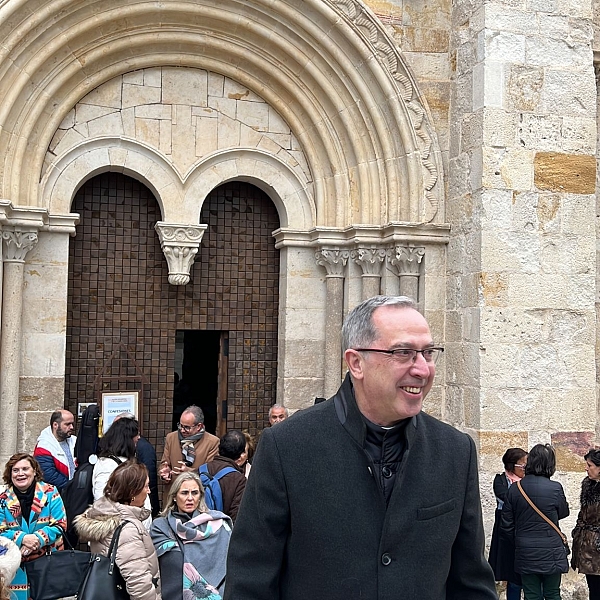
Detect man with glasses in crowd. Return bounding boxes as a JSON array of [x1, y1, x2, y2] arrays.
[[225, 295, 497, 600], [159, 404, 219, 506]]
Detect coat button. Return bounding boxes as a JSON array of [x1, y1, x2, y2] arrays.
[[381, 553, 392, 566], [382, 466, 392, 478]]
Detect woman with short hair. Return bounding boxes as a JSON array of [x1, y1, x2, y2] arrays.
[[75, 460, 161, 600], [571, 448, 600, 599], [0, 453, 66, 600], [150, 471, 232, 600], [501, 444, 569, 600]]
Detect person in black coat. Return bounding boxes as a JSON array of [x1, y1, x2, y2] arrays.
[[224, 296, 497, 600], [501, 444, 569, 600], [489, 447, 528, 599]]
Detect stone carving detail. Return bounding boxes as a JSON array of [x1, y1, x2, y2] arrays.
[[155, 223, 207, 285], [327, 0, 439, 221], [315, 247, 350, 277], [387, 245, 425, 276], [2, 230, 38, 262], [351, 247, 387, 276]]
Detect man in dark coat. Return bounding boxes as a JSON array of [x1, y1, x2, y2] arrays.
[[224, 295, 497, 600]]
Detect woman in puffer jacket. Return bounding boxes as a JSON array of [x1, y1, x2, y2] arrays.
[[501, 444, 569, 600], [75, 460, 161, 600]]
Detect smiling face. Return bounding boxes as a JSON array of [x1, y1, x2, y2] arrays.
[[345, 306, 435, 426], [175, 479, 202, 514], [11, 459, 36, 492]]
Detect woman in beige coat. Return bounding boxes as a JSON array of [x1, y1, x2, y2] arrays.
[[75, 460, 161, 600]]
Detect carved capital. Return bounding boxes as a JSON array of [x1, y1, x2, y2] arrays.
[[351, 246, 387, 276], [155, 222, 207, 285], [315, 247, 349, 277], [2, 230, 38, 262], [387, 245, 425, 276]]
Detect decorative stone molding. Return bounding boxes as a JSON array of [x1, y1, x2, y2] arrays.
[[351, 246, 387, 276], [327, 0, 440, 220], [1, 230, 38, 262], [387, 245, 425, 276], [315, 247, 350, 277], [154, 223, 208, 285]]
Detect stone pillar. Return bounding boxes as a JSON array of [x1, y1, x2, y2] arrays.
[[387, 245, 425, 302], [0, 229, 38, 465], [351, 246, 386, 300], [315, 247, 349, 398], [155, 223, 208, 285]]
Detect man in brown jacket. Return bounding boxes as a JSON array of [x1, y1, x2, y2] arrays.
[[159, 405, 219, 506], [204, 429, 247, 522]]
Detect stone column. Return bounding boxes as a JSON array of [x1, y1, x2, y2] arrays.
[[315, 247, 349, 398], [351, 246, 386, 300], [0, 229, 38, 464], [155, 223, 208, 285], [387, 245, 425, 302]]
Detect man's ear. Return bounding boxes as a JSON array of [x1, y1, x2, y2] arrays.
[[344, 349, 365, 380]]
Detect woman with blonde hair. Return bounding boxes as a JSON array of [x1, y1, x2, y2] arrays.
[[75, 460, 160, 600], [150, 471, 232, 599]]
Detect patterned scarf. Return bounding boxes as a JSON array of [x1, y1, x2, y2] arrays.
[[152, 510, 232, 600], [178, 429, 205, 466]]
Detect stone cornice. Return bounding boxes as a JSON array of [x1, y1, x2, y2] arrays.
[[0, 200, 79, 234], [273, 223, 451, 248]]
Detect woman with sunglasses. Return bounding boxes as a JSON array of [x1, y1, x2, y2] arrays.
[[489, 448, 528, 600]]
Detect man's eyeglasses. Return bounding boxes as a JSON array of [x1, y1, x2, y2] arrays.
[[354, 347, 444, 364], [177, 423, 199, 433]]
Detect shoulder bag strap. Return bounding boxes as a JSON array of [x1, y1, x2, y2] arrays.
[[106, 520, 130, 575], [516, 480, 567, 544]]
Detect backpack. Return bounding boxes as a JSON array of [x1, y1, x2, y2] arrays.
[[61, 455, 122, 545], [198, 463, 237, 512]]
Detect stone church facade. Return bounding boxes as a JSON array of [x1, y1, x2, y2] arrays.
[[0, 0, 597, 592]]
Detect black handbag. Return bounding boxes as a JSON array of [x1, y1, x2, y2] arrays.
[[77, 521, 130, 600], [25, 527, 91, 600]]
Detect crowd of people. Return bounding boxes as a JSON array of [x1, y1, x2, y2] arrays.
[[1, 296, 600, 600], [0, 400, 282, 600], [489, 444, 600, 600]]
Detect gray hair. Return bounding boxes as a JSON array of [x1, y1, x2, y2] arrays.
[[268, 404, 289, 418], [160, 471, 208, 517], [115, 412, 135, 420], [341, 296, 417, 351], [183, 405, 204, 424]]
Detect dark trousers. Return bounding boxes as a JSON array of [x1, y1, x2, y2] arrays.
[[507, 581, 522, 600], [521, 574, 561, 600], [587, 574, 600, 600]]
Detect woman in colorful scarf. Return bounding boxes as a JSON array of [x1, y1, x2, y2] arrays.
[[0, 453, 67, 600], [151, 471, 232, 600]]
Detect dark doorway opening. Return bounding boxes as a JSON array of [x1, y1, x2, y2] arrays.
[[173, 330, 227, 435]]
